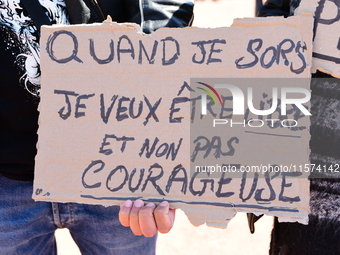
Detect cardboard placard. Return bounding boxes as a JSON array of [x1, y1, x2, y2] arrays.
[[34, 15, 313, 227], [296, 0, 340, 77]]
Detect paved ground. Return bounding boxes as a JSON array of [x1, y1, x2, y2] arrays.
[[55, 1, 274, 254]]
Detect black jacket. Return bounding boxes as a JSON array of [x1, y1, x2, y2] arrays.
[[0, 0, 193, 181], [257, 0, 300, 18], [65, 0, 194, 33]]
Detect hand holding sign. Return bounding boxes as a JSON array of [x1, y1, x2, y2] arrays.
[[119, 200, 175, 237]]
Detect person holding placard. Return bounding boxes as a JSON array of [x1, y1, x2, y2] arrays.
[[0, 1, 193, 254]]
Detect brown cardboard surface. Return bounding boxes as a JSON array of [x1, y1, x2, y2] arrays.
[[296, 0, 340, 77], [34, 15, 313, 228]]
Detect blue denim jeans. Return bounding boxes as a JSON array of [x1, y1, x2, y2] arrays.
[[0, 175, 156, 255]]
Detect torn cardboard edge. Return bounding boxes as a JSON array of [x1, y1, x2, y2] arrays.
[[295, 0, 340, 78], [35, 15, 313, 228]]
